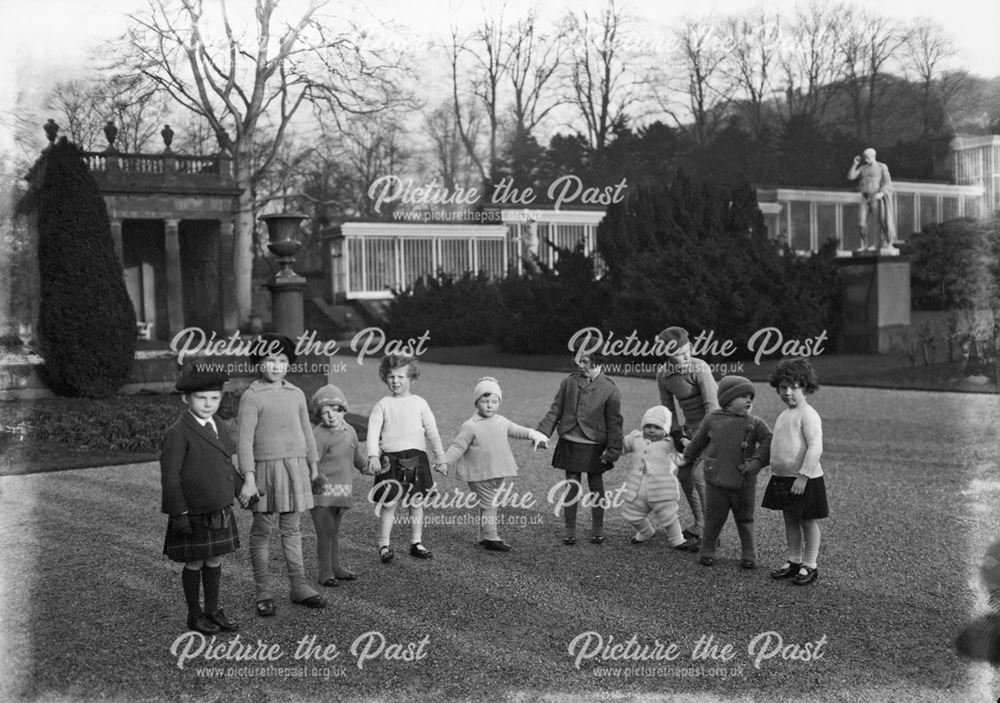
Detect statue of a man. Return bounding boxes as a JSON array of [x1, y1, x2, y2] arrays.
[[847, 147, 898, 254]]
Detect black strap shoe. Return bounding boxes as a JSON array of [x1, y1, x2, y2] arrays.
[[410, 542, 434, 559], [479, 539, 512, 552], [770, 562, 802, 580]]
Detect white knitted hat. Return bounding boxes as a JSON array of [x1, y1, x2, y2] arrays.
[[473, 377, 502, 404], [640, 405, 671, 430]]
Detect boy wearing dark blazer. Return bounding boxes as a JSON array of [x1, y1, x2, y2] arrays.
[[161, 369, 240, 635]]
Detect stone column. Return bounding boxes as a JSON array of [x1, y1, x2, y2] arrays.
[[261, 214, 308, 340], [219, 219, 238, 333], [164, 218, 185, 337]]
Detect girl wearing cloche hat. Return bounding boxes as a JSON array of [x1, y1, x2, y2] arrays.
[[442, 377, 548, 551], [308, 385, 371, 587]]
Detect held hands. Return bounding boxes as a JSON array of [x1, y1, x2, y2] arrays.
[[790, 475, 808, 495], [433, 463, 449, 476], [529, 430, 549, 450], [367, 456, 382, 475], [237, 475, 258, 509], [169, 514, 193, 536], [669, 430, 687, 452], [738, 459, 762, 476]]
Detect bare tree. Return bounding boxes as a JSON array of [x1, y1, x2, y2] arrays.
[[424, 100, 481, 195], [506, 8, 565, 142], [657, 15, 733, 145], [723, 9, 780, 138], [115, 0, 403, 326], [835, 6, 908, 143], [447, 14, 509, 188], [43, 81, 105, 150], [562, 0, 638, 153], [775, 1, 842, 125], [902, 18, 967, 136]]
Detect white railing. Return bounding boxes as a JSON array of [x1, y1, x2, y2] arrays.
[[756, 181, 986, 254], [339, 223, 509, 299]]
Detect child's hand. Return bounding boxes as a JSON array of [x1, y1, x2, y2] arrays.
[[433, 463, 449, 476], [238, 475, 258, 507], [529, 430, 548, 450], [308, 461, 319, 481], [367, 456, 382, 475], [738, 459, 761, 476], [791, 475, 808, 495]]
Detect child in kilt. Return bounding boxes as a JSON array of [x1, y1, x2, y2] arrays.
[[160, 369, 240, 635]]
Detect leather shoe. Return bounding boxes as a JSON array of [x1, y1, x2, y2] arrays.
[[292, 595, 327, 609], [379, 546, 394, 564], [675, 537, 700, 552], [770, 562, 802, 580], [320, 577, 340, 587], [698, 555, 715, 567], [479, 539, 511, 552], [255, 599, 275, 617], [187, 613, 221, 634], [334, 571, 357, 581], [589, 535, 606, 545], [409, 542, 433, 559], [563, 536, 577, 546], [206, 609, 238, 631], [740, 559, 757, 570], [792, 566, 818, 586]]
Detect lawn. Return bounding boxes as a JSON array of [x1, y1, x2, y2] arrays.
[[1, 361, 999, 702]]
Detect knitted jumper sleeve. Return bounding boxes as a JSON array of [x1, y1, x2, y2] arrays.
[[297, 391, 319, 464], [420, 399, 446, 463], [366, 398, 386, 458], [798, 407, 823, 478], [443, 420, 476, 466], [236, 390, 260, 475]]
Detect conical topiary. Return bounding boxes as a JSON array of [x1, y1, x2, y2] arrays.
[[34, 137, 136, 397]]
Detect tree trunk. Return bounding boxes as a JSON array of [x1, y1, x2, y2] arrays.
[[233, 157, 256, 328]]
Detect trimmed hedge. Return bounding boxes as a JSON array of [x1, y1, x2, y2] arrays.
[[33, 138, 137, 397]]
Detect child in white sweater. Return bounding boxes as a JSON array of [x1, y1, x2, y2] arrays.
[[443, 377, 548, 551], [367, 354, 448, 563], [761, 358, 828, 586], [619, 406, 699, 550]]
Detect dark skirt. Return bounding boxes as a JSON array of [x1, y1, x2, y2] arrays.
[[371, 449, 434, 504], [163, 507, 240, 563], [761, 475, 829, 520], [551, 439, 607, 474]]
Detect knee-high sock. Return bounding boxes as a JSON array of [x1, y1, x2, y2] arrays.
[[202, 565, 221, 614], [311, 506, 335, 582], [182, 567, 202, 618], [409, 504, 425, 544], [588, 473, 606, 538], [378, 502, 397, 548], [784, 512, 803, 564], [330, 509, 345, 575], [801, 520, 821, 568]]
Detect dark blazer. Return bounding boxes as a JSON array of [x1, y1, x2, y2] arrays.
[[536, 371, 624, 460], [160, 412, 237, 516]]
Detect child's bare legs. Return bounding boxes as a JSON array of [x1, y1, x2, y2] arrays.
[[676, 461, 706, 537], [782, 511, 803, 565], [801, 519, 821, 569]]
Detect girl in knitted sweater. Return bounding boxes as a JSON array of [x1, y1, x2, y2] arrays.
[[761, 358, 828, 586], [237, 334, 326, 616], [366, 354, 448, 563]]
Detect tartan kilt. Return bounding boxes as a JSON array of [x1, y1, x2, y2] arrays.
[[163, 507, 240, 563]]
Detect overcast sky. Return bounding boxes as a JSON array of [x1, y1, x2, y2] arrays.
[[2, 0, 998, 155]]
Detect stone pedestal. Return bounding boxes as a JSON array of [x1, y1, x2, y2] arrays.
[[266, 275, 307, 340], [837, 254, 911, 354]]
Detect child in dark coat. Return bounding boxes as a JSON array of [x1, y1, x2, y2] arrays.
[[679, 375, 771, 569], [160, 370, 240, 635]]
